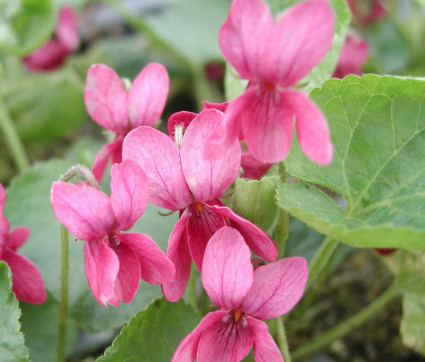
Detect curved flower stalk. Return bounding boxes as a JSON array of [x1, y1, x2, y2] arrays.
[[51, 160, 175, 307], [84, 62, 169, 181], [205, 0, 335, 165], [172, 227, 308, 362], [0, 184, 46, 304], [122, 109, 278, 302], [24, 6, 79, 72]]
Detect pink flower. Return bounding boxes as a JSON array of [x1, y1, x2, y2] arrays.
[[122, 109, 278, 302], [205, 0, 335, 165], [172, 227, 308, 362], [346, 0, 387, 26], [84, 62, 169, 181], [333, 34, 369, 78], [24, 6, 79, 72], [0, 184, 46, 304], [50, 160, 175, 307]]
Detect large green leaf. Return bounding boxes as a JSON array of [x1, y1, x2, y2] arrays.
[[279, 75, 425, 250], [0, 262, 29, 362], [98, 298, 201, 361]]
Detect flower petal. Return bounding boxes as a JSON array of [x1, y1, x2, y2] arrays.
[[6, 227, 30, 251], [23, 40, 69, 72], [241, 149, 272, 179], [287, 90, 333, 165], [55, 6, 79, 51], [172, 310, 228, 362], [0, 183, 5, 214], [128, 63, 169, 128], [209, 204, 278, 262], [247, 317, 283, 362], [119, 232, 175, 285], [241, 257, 308, 320], [219, 0, 272, 79], [263, 0, 334, 86], [91, 138, 123, 182], [181, 109, 241, 202], [202, 227, 253, 310], [84, 64, 128, 133], [167, 111, 197, 141], [334, 34, 369, 78], [162, 210, 191, 302], [110, 160, 149, 230], [84, 238, 119, 307], [122, 126, 192, 210], [2, 249, 46, 304], [51, 182, 115, 241]]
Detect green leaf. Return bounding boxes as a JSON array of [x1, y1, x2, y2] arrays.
[[98, 298, 202, 361], [0, 261, 29, 362], [0, 0, 57, 56], [280, 75, 425, 250]]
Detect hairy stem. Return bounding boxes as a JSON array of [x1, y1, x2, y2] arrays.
[[276, 316, 292, 362], [57, 225, 69, 362]]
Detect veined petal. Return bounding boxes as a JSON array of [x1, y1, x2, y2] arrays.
[[241, 257, 308, 320], [110, 160, 149, 230], [263, 0, 334, 86], [241, 149, 272, 179], [84, 64, 128, 133], [119, 232, 175, 285], [172, 310, 228, 362], [219, 0, 272, 80], [209, 204, 278, 262], [162, 210, 191, 302], [181, 109, 241, 202], [286, 90, 333, 165], [122, 126, 192, 210], [84, 238, 119, 307], [91, 138, 123, 183], [51, 182, 115, 241], [128, 63, 169, 128], [56, 6, 79, 51], [167, 111, 197, 141], [202, 227, 253, 310], [6, 227, 30, 251], [197, 311, 254, 362], [3, 249, 46, 304], [247, 317, 283, 362]]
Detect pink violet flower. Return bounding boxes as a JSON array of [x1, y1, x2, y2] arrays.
[[205, 0, 335, 165], [122, 109, 278, 302], [172, 227, 308, 362], [346, 0, 387, 26], [50, 160, 175, 307], [333, 34, 369, 78], [0, 184, 46, 304], [24, 6, 79, 72], [84, 62, 169, 182]]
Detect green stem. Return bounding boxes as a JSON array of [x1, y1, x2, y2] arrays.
[[291, 283, 400, 360], [57, 225, 69, 362], [188, 262, 198, 312], [276, 316, 292, 362], [0, 98, 29, 172], [275, 209, 289, 259]]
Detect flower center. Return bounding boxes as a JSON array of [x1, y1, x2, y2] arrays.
[[265, 81, 274, 92], [107, 232, 120, 247], [233, 309, 243, 322], [194, 202, 204, 213]]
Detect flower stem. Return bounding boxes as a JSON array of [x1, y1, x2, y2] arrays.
[[291, 283, 400, 360], [276, 316, 292, 362], [57, 224, 69, 362], [275, 162, 288, 258], [0, 98, 29, 173]]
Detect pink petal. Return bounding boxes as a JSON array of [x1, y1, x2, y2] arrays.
[[197, 310, 254, 362], [107, 240, 141, 306], [161, 210, 191, 302], [287, 90, 333, 165], [122, 126, 192, 210], [186, 203, 227, 270], [84, 64, 129, 133], [91, 138, 123, 182], [241, 149, 272, 179], [51, 182, 115, 241], [202, 101, 229, 113], [172, 310, 228, 362], [0, 183, 5, 214], [128, 63, 169, 128], [334, 34, 369, 78], [0, 217, 9, 241], [6, 227, 30, 251], [219, 0, 273, 79], [167, 111, 197, 140], [263, 0, 334, 86], [3, 249, 46, 304], [119, 232, 175, 285], [110, 160, 149, 230], [180, 109, 241, 202], [84, 238, 119, 307], [56, 6, 79, 51], [209, 203, 278, 262], [23, 39, 69, 72], [247, 317, 283, 362], [241, 257, 308, 320], [202, 227, 253, 310]]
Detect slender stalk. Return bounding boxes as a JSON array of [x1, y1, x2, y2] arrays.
[[57, 225, 69, 362], [0, 98, 29, 172], [275, 209, 289, 259], [291, 283, 400, 360], [276, 316, 292, 362]]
